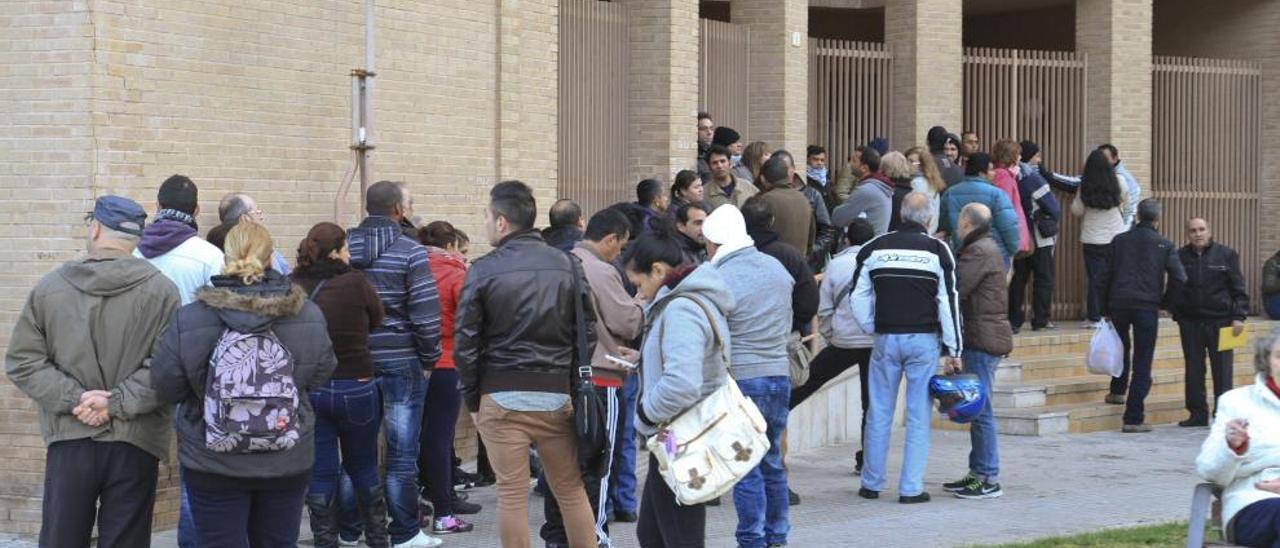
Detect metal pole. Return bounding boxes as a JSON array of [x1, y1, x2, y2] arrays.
[[359, 0, 375, 214]]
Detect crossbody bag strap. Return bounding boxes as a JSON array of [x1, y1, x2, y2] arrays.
[[568, 254, 591, 381], [308, 279, 329, 301], [669, 296, 729, 374]]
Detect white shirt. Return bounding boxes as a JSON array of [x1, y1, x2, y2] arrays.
[[134, 238, 224, 305]]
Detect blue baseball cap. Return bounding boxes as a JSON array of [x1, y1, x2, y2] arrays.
[[90, 195, 147, 236]]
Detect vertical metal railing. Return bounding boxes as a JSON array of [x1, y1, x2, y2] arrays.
[[699, 18, 750, 138], [558, 0, 630, 216], [964, 47, 1089, 320], [807, 39, 893, 174], [1152, 56, 1263, 312]]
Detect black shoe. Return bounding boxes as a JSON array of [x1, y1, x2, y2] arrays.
[[1032, 323, 1058, 331], [788, 488, 801, 506], [954, 481, 1003, 500], [1179, 418, 1209, 427], [453, 468, 478, 490], [705, 496, 721, 506], [473, 475, 496, 488], [1011, 326, 1022, 335], [613, 510, 638, 523], [854, 450, 863, 476], [942, 473, 978, 493], [899, 492, 931, 504], [858, 487, 879, 500], [451, 493, 482, 515]]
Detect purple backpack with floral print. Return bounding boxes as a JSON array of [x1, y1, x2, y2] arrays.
[[204, 328, 301, 453]]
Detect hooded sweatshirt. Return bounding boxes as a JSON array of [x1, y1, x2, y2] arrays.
[[150, 271, 337, 489], [5, 250, 181, 460], [635, 264, 735, 437], [134, 220, 225, 305], [832, 174, 895, 236], [347, 215, 442, 367]]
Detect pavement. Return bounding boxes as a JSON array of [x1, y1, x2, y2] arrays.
[[0, 423, 1212, 547]]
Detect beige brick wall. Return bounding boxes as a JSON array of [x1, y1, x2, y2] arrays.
[[1077, 0, 1154, 185], [886, 0, 963, 150], [0, 0, 558, 534], [731, 0, 809, 155], [620, 0, 701, 183]]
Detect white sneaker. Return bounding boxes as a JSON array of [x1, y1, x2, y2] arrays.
[[394, 531, 445, 548], [338, 537, 360, 547]]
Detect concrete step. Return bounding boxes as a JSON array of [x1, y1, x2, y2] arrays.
[[993, 368, 1257, 409], [1006, 319, 1275, 359], [1009, 348, 1255, 383]]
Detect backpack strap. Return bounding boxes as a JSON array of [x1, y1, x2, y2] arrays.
[[308, 279, 329, 301]]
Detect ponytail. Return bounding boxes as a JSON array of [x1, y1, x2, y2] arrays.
[[222, 223, 275, 285]]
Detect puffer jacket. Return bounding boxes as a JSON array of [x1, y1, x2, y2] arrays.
[[1100, 222, 1187, 314], [956, 229, 1013, 356], [427, 248, 467, 369], [938, 176, 1022, 260], [454, 230, 597, 412], [151, 271, 337, 488], [1196, 377, 1280, 542], [635, 264, 735, 437], [992, 167, 1031, 255]]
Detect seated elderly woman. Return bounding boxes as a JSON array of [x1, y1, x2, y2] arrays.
[[1196, 328, 1280, 547]]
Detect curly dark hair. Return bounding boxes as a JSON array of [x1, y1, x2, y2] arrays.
[[1079, 149, 1122, 210]]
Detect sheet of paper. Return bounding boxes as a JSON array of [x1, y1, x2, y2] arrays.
[[1218, 326, 1248, 352]]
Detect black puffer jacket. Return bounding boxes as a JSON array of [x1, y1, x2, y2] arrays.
[[151, 271, 337, 489], [749, 229, 819, 332], [454, 230, 597, 412], [1100, 223, 1187, 314], [1175, 241, 1249, 321]]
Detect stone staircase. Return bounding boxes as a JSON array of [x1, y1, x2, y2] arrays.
[[934, 318, 1277, 436]]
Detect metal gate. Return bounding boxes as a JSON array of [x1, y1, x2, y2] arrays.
[[963, 47, 1089, 320], [1152, 56, 1263, 311], [808, 39, 892, 177], [559, 0, 630, 215], [699, 19, 750, 138]]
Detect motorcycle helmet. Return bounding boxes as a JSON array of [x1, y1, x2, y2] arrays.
[[928, 373, 986, 424]]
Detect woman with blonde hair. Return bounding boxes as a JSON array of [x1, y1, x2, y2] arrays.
[[153, 222, 338, 547], [742, 141, 772, 190], [905, 146, 947, 233]]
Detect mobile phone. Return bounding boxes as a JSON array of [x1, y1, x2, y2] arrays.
[[606, 354, 637, 370]]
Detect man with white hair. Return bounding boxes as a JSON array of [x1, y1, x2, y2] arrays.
[[850, 192, 962, 504]]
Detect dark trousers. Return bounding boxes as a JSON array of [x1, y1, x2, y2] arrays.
[[1010, 245, 1055, 329], [186, 480, 308, 548], [1083, 244, 1112, 322], [1233, 498, 1280, 548], [542, 386, 618, 546], [418, 368, 462, 516], [637, 454, 706, 548], [791, 346, 871, 468], [40, 439, 158, 548], [1179, 319, 1235, 422], [1108, 308, 1159, 425]]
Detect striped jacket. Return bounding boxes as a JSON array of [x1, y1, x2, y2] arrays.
[[348, 216, 442, 368], [849, 221, 962, 357]]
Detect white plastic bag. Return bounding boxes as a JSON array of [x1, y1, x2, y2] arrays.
[[1087, 320, 1124, 377]]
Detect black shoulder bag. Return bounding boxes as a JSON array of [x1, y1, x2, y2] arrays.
[[569, 256, 610, 476]]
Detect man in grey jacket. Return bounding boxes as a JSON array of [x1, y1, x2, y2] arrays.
[[832, 147, 895, 235], [6, 196, 180, 547], [703, 204, 795, 548]]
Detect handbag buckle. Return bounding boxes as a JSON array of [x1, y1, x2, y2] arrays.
[[578, 366, 593, 377]]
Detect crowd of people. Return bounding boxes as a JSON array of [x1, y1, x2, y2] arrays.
[[4, 110, 1280, 548]]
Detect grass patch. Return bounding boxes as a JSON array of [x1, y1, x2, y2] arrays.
[[979, 522, 1200, 547]]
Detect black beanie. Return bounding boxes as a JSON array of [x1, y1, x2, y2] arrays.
[[712, 126, 741, 147], [1020, 140, 1040, 163]]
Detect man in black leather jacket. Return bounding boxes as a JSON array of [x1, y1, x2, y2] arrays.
[[454, 180, 599, 547]]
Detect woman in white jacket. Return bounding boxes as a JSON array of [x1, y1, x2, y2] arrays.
[[1196, 328, 1280, 547]]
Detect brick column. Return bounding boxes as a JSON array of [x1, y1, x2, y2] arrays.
[[1258, 5, 1280, 268], [1077, 0, 1153, 184], [730, 0, 808, 154], [618, 0, 700, 181], [885, 0, 963, 150], [496, 0, 559, 207]]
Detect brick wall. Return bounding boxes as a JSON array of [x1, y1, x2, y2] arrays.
[[621, 0, 701, 182], [1077, 0, 1154, 185], [0, 0, 557, 534], [886, 0, 963, 150], [732, 0, 809, 154]]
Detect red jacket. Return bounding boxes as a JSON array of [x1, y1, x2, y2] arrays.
[[428, 248, 467, 369]]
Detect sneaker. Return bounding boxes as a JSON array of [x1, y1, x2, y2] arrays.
[[954, 481, 1003, 500], [338, 537, 361, 547], [854, 450, 863, 476], [452, 495, 482, 515], [942, 473, 978, 493], [1032, 323, 1058, 331], [1105, 393, 1126, 405], [393, 531, 444, 548], [1122, 423, 1153, 433], [788, 488, 801, 506], [432, 515, 475, 534], [1179, 417, 1209, 428], [858, 487, 879, 500], [899, 492, 931, 504]]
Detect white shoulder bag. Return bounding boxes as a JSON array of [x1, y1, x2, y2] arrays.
[[645, 296, 771, 505]]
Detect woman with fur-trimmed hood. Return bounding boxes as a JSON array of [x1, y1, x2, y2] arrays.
[[152, 222, 337, 547]]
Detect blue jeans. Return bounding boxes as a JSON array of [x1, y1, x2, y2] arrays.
[[609, 374, 639, 514], [310, 379, 383, 497], [336, 358, 428, 544], [732, 375, 790, 548], [1266, 294, 1280, 320], [960, 349, 1000, 483], [862, 333, 940, 497], [177, 483, 195, 548]]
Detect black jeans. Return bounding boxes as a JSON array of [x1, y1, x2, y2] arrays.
[[1083, 243, 1112, 322], [1179, 318, 1235, 422], [637, 454, 706, 548], [542, 386, 617, 546], [40, 439, 158, 548], [1010, 245, 1055, 329], [1108, 308, 1159, 425], [186, 479, 308, 548], [791, 346, 872, 467], [1233, 497, 1280, 548]]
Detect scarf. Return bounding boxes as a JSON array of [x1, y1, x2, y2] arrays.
[[155, 208, 198, 230], [807, 166, 829, 186]]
